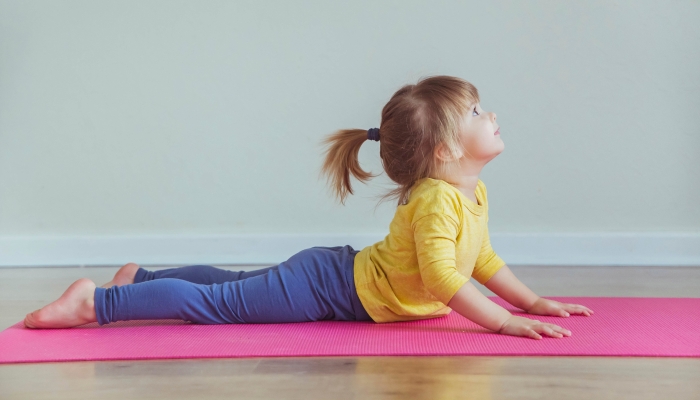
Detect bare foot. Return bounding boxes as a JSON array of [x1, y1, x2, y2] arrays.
[[24, 278, 98, 329], [101, 262, 140, 288]]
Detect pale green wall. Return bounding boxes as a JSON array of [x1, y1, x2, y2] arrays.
[[1, 0, 698, 240]]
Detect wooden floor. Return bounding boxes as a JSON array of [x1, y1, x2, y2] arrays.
[[1, 265, 699, 399]]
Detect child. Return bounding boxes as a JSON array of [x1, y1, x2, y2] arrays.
[[24, 75, 593, 340]]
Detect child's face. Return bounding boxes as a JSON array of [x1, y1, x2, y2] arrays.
[[458, 102, 504, 161]]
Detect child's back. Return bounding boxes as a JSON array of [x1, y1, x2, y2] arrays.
[[354, 177, 506, 322]]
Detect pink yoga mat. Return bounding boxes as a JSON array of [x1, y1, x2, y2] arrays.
[[1, 297, 698, 364]]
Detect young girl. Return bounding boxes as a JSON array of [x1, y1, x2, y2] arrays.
[[24, 75, 593, 340]]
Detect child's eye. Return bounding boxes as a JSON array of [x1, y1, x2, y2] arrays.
[[472, 107, 480, 116]]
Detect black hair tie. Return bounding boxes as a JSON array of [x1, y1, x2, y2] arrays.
[[367, 127, 380, 141]]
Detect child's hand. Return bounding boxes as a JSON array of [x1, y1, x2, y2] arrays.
[[498, 315, 571, 340], [526, 298, 594, 317]]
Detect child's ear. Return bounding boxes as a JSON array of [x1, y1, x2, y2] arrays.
[[434, 142, 463, 162]]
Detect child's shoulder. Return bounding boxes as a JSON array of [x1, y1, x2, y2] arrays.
[[408, 178, 464, 216], [412, 177, 481, 200]]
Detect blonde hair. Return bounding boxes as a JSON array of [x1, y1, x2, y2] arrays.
[[319, 75, 480, 207]]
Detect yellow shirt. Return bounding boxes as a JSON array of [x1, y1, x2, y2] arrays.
[[353, 177, 506, 323]]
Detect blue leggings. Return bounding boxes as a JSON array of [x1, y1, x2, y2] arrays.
[[93, 245, 373, 325]]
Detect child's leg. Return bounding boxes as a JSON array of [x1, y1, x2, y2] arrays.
[[94, 245, 372, 324], [134, 264, 275, 285]]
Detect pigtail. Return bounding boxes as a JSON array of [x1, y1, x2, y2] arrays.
[[319, 129, 379, 205]]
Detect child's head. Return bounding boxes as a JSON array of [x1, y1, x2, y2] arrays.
[[320, 75, 502, 207]]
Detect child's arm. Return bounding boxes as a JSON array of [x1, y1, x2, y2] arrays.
[[447, 280, 571, 339], [484, 264, 595, 318]]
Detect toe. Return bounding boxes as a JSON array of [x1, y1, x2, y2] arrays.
[[24, 312, 38, 328]]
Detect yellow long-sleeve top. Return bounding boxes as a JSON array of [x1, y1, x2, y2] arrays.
[[353, 177, 506, 323]]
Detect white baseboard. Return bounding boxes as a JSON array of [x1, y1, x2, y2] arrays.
[[1, 232, 699, 268]]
